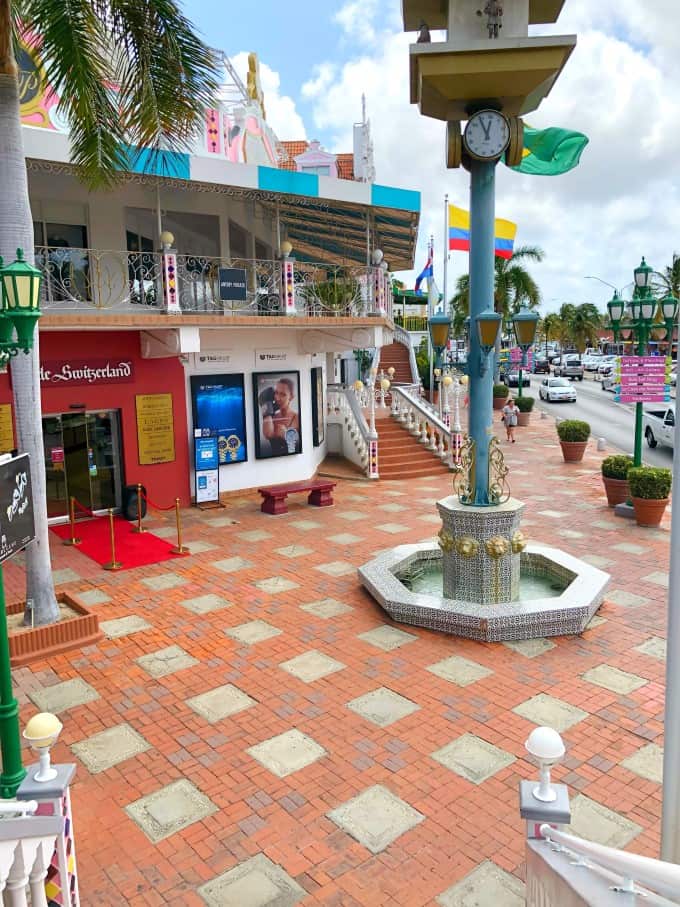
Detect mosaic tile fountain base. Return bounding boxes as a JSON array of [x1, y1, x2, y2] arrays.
[[358, 541, 609, 643], [438, 496, 524, 605]]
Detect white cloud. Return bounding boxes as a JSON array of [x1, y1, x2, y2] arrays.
[[228, 52, 307, 141], [302, 0, 680, 312], [302, 63, 337, 100]]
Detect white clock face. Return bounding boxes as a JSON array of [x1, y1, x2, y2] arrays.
[[464, 111, 510, 160]]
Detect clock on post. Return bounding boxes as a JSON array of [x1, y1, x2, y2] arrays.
[[463, 109, 511, 161]]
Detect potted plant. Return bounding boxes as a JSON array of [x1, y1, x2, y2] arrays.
[[628, 466, 672, 527], [556, 419, 590, 462], [515, 396, 534, 426], [493, 383, 508, 410], [601, 455, 633, 507]]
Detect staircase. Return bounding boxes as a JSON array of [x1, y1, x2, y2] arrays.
[[379, 341, 414, 384], [377, 417, 451, 479]]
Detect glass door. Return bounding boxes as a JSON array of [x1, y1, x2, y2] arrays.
[[42, 411, 123, 520]]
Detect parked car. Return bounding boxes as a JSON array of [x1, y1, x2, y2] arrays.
[[583, 353, 603, 371], [539, 377, 577, 403], [533, 356, 550, 374], [547, 349, 561, 363], [596, 356, 618, 379], [553, 355, 584, 381], [551, 356, 561, 368], [601, 373, 617, 393], [643, 406, 675, 449], [670, 367, 677, 387], [504, 370, 531, 388]]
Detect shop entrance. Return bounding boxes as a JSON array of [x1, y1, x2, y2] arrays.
[[42, 411, 123, 520]]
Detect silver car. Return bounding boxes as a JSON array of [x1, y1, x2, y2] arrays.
[[539, 377, 577, 403]]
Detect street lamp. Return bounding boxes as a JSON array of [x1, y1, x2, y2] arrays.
[[474, 311, 502, 376], [511, 306, 539, 399], [428, 311, 451, 373], [0, 248, 42, 798], [606, 291, 626, 341], [661, 293, 679, 356]]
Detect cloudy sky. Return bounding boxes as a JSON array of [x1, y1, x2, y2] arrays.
[[184, 0, 679, 315]]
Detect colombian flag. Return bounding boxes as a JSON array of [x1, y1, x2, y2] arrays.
[[448, 205, 517, 260]]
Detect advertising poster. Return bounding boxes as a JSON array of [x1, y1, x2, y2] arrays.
[[194, 436, 220, 505], [252, 371, 302, 459], [0, 453, 35, 565], [190, 374, 247, 464], [311, 366, 325, 447]]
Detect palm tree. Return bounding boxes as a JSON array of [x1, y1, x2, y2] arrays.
[[1, 2, 218, 624], [569, 303, 603, 352], [653, 253, 680, 299]]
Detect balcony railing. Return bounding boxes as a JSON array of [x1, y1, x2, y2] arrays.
[[34, 247, 392, 319]]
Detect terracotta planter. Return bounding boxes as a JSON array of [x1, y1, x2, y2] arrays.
[[559, 440, 588, 462], [493, 396, 507, 410], [602, 476, 630, 507], [516, 412, 531, 427], [632, 496, 669, 528], [8, 592, 102, 667]]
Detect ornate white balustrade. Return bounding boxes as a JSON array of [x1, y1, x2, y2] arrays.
[[390, 385, 458, 466], [326, 385, 371, 475], [0, 804, 63, 907]]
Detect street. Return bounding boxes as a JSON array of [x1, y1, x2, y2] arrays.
[[528, 373, 675, 469]]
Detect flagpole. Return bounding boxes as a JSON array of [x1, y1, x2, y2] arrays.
[[443, 194, 449, 315], [428, 234, 434, 402]]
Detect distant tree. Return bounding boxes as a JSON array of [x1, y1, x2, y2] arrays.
[[569, 303, 603, 352], [653, 253, 680, 299]]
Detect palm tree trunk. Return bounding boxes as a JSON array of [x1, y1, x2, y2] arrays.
[[0, 12, 59, 625]]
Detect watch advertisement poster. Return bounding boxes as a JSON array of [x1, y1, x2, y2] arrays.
[[194, 436, 220, 505], [310, 366, 325, 447], [253, 371, 302, 459], [0, 453, 35, 565], [190, 374, 247, 464]]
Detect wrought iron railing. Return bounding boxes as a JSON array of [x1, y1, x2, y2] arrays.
[[34, 246, 393, 319]]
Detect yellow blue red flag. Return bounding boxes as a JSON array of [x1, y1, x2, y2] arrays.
[[448, 205, 517, 259]]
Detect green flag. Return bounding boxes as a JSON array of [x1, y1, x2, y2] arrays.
[[510, 124, 588, 175]]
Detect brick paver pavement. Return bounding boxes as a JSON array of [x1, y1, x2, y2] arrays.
[[6, 413, 671, 905]]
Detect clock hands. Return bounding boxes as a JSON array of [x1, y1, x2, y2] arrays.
[[479, 116, 492, 141]]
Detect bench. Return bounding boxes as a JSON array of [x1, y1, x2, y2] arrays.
[[257, 479, 336, 515]]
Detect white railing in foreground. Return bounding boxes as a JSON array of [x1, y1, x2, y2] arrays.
[[0, 804, 63, 907], [540, 824, 680, 902], [390, 384, 457, 465]]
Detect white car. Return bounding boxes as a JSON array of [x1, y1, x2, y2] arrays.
[[596, 356, 618, 379], [583, 353, 603, 371], [539, 377, 577, 403]]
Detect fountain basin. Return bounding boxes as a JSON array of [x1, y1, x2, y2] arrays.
[[358, 542, 609, 642]]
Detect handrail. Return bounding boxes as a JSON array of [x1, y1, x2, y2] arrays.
[[344, 386, 372, 442], [540, 824, 680, 901], [390, 384, 456, 465], [394, 324, 420, 384]]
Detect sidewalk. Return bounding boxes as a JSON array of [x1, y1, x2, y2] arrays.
[[9, 412, 671, 906]]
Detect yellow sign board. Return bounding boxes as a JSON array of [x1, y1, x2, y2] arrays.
[[136, 394, 175, 465], [0, 404, 14, 454]]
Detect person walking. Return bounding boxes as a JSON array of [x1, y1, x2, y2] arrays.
[[502, 397, 519, 443]]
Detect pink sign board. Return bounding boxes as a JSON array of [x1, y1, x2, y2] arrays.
[[617, 394, 670, 404]]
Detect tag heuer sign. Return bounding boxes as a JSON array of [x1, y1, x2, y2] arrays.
[[218, 268, 247, 301], [0, 454, 35, 565]]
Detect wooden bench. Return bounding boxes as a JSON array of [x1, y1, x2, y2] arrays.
[[257, 479, 336, 515]]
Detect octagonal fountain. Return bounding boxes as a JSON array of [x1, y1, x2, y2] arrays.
[[359, 492, 609, 643]]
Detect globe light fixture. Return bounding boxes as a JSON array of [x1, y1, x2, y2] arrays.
[[512, 306, 540, 351], [633, 256, 652, 290], [607, 291, 625, 337], [428, 312, 452, 369], [280, 240, 293, 258], [23, 712, 63, 783], [159, 231, 175, 250], [525, 726, 565, 803], [474, 311, 502, 375], [371, 249, 384, 266]]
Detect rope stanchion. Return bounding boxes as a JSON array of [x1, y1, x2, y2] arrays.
[[62, 497, 82, 546], [103, 508, 122, 571], [132, 483, 146, 534], [170, 498, 190, 555]]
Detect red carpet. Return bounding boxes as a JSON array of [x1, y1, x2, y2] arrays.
[[51, 516, 187, 570]]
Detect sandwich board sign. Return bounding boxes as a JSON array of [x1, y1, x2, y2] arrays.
[[0, 453, 34, 565]]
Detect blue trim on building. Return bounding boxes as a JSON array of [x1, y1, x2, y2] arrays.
[[371, 184, 421, 213], [258, 166, 319, 197], [119, 145, 190, 180]]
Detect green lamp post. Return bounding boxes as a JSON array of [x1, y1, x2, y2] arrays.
[[606, 291, 626, 343], [0, 248, 42, 798], [511, 307, 540, 399]]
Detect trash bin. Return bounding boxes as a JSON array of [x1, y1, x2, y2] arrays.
[[122, 484, 147, 521]]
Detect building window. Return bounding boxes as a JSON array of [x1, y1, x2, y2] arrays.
[[229, 221, 249, 261], [300, 165, 331, 176]]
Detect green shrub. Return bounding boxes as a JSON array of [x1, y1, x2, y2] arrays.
[[493, 383, 508, 398], [514, 396, 534, 413], [628, 466, 672, 500], [601, 455, 633, 480], [556, 419, 590, 442]]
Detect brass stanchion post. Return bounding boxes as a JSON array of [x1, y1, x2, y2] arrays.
[[63, 496, 81, 546], [133, 482, 146, 533], [170, 498, 190, 555], [103, 508, 122, 570]]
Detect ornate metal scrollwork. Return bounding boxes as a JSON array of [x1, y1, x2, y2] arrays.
[[454, 435, 475, 503], [487, 436, 511, 504]]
